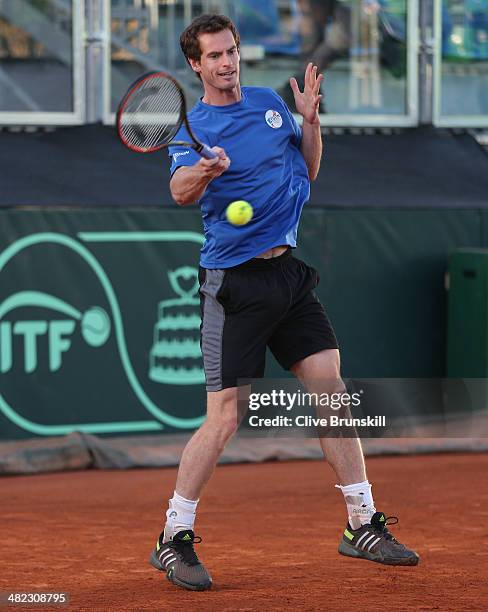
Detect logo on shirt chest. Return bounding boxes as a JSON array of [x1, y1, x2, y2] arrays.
[[265, 110, 283, 129]]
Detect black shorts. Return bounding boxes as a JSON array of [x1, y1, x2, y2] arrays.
[[199, 248, 339, 391]]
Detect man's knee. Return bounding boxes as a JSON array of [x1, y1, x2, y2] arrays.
[[326, 350, 342, 383], [292, 348, 342, 382], [205, 387, 239, 444]]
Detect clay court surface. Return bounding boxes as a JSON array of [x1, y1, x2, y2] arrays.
[[1, 452, 487, 611]]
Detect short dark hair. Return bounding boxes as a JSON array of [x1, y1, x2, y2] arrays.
[[180, 14, 240, 71]]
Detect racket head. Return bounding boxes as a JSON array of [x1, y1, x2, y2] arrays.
[[116, 71, 187, 153]]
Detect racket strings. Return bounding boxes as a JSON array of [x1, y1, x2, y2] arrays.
[[135, 81, 177, 144], [119, 75, 183, 151]]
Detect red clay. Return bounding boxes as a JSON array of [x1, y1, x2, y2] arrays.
[[1, 453, 487, 611]]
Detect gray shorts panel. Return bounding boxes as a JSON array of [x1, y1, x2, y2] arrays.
[[200, 269, 226, 391]]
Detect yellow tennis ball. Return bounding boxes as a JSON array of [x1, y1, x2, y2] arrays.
[[226, 200, 253, 226]]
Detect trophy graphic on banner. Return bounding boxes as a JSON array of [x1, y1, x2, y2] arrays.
[[149, 267, 204, 385]]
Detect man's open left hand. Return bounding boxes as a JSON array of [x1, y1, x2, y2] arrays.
[[290, 63, 324, 125]]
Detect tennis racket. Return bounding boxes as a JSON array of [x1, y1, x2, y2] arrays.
[[116, 71, 217, 159]]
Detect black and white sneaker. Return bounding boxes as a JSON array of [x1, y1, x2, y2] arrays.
[[338, 512, 420, 566], [149, 529, 212, 591]]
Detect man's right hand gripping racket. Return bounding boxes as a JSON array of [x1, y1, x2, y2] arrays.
[[116, 71, 217, 159]]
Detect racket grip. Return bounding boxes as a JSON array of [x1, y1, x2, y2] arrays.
[[199, 143, 218, 159]]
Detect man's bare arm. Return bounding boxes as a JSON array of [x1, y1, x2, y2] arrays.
[[300, 119, 322, 181], [170, 147, 230, 206], [290, 63, 324, 182]]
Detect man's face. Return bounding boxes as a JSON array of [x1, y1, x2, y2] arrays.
[[190, 29, 240, 91]]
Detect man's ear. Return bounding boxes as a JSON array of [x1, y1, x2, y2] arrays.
[[188, 58, 201, 75]]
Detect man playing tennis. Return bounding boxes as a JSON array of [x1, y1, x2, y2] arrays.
[[150, 13, 419, 591]]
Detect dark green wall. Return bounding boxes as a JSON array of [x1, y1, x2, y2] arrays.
[[0, 207, 483, 439], [295, 208, 482, 378]]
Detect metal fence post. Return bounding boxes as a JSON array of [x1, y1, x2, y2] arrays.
[[419, 0, 435, 124], [85, 0, 108, 123]]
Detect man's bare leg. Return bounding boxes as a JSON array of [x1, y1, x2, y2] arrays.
[[291, 349, 419, 565], [291, 349, 366, 486], [174, 387, 239, 500], [291, 348, 375, 528], [150, 387, 241, 590], [163, 387, 240, 542]]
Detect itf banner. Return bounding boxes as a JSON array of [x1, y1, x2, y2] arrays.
[[0, 209, 209, 439], [0, 206, 481, 440]]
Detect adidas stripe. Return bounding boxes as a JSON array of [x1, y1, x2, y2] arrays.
[[355, 531, 371, 548], [367, 537, 381, 552], [159, 549, 177, 568], [361, 534, 376, 550]]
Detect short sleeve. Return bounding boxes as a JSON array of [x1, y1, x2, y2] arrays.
[[269, 89, 302, 147], [286, 107, 303, 148], [168, 124, 201, 176]]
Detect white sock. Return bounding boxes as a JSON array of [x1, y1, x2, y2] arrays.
[[335, 480, 376, 530], [163, 491, 199, 542]]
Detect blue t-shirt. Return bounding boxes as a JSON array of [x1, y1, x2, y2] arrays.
[[169, 86, 310, 269]]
